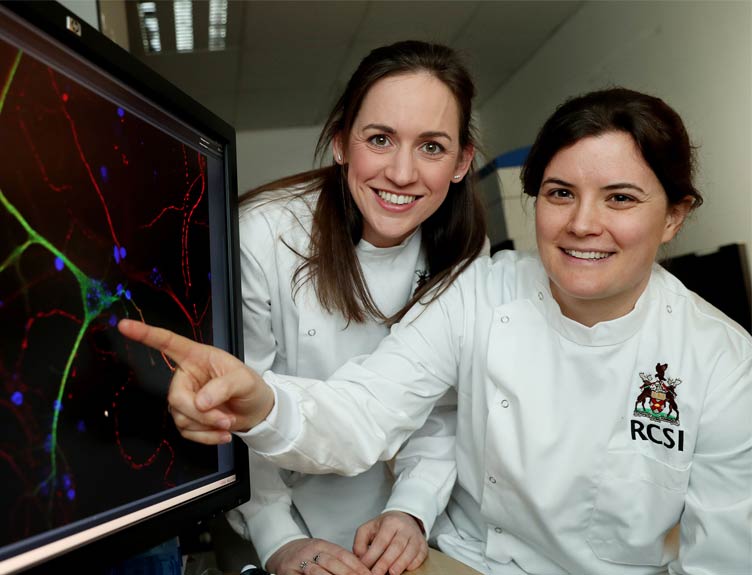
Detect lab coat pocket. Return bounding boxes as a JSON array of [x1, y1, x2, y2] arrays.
[[587, 451, 689, 566]]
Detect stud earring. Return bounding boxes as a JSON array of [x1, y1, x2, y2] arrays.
[[336, 153, 342, 162], [452, 175, 461, 180]]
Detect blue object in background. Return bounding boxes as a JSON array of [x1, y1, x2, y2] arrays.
[[104, 537, 182, 575], [477, 145, 531, 179], [475, 146, 532, 253]]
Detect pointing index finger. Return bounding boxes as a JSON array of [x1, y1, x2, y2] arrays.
[[117, 318, 199, 365]]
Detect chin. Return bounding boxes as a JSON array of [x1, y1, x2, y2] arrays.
[[552, 279, 611, 302]]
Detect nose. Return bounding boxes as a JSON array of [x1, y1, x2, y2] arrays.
[[566, 199, 603, 237], [384, 147, 418, 187]]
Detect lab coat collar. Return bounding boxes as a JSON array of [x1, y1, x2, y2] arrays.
[[531, 259, 655, 347]]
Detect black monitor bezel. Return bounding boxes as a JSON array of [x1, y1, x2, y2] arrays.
[[0, 1, 247, 572]]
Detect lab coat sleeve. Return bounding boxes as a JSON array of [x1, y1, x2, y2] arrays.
[[670, 355, 752, 574], [383, 393, 457, 536], [225, 450, 308, 567], [243, 270, 469, 476], [225, 211, 308, 565]]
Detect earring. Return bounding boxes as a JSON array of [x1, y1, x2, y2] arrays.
[[336, 153, 342, 162], [452, 175, 461, 180]]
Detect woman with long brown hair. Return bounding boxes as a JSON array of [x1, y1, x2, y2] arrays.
[[224, 40, 486, 575]]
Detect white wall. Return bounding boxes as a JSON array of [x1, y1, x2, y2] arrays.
[[236, 125, 323, 193], [479, 0, 752, 273]]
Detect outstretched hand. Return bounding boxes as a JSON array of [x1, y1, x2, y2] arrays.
[[353, 511, 428, 575], [117, 318, 274, 444]]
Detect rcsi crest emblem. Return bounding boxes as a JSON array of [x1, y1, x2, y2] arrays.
[[633, 362, 681, 425], [413, 269, 430, 296]]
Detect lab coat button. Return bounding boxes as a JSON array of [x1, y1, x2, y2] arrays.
[[500, 315, 510, 324], [666, 305, 672, 314], [307, 329, 316, 336], [537, 291, 544, 300], [500, 399, 510, 408], [489, 476, 497, 484], [494, 527, 503, 534]]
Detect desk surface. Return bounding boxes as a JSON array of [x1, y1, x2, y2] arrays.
[[224, 548, 482, 575], [408, 548, 482, 575]]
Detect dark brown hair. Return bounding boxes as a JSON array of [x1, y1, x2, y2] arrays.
[[521, 87, 703, 209], [240, 40, 487, 324]]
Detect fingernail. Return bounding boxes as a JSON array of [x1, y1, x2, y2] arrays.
[[196, 392, 211, 410], [217, 417, 231, 430]]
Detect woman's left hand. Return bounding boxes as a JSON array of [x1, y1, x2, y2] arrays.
[[353, 511, 428, 575]]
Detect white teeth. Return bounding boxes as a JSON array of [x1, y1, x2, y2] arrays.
[[377, 190, 417, 205], [564, 249, 611, 260]]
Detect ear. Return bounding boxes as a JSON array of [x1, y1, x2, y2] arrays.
[[661, 195, 694, 244], [332, 133, 345, 164], [452, 144, 475, 182]]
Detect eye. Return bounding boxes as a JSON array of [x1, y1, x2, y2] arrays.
[[608, 193, 637, 206], [420, 141, 445, 155], [546, 188, 573, 200], [368, 134, 391, 148]]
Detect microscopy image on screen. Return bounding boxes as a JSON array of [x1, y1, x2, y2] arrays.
[[0, 39, 221, 548]]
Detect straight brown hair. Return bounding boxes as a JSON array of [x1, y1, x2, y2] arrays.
[[240, 41, 487, 325]]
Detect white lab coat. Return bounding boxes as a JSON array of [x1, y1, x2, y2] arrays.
[[244, 250, 752, 575], [226, 190, 458, 567]]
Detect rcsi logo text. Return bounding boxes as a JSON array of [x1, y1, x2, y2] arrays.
[[630, 419, 685, 451]]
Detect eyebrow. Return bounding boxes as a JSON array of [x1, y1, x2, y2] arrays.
[[541, 177, 646, 194], [362, 123, 453, 141], [603, 182, 646, 194]]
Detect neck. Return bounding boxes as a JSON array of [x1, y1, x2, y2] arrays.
[[550, 277, 651, 328], [556, 296, 636, 327]]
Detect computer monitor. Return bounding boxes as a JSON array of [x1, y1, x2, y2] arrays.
[[0, 2, 247, 572]]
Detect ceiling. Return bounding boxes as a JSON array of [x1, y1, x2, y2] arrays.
[[122, 1, 583, 132]]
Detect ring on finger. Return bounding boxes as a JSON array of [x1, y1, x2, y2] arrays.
[[312, 553, 321, 564], [299, 560, 309, 571]]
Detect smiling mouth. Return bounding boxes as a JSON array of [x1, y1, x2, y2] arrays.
[[562, 249, 613, 260], [376, 189, 418, 206]]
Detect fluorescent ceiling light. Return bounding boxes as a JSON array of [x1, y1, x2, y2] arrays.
[[137, 2, 161, 53], [174, 0, 194, 52], [208, 0, 227, 51]]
